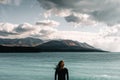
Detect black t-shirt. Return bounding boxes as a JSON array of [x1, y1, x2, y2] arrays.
[[55, 68, 69, 80]]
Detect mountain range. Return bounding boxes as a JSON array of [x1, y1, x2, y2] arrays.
[[0, 37, 43, 47], [0, 37, 105, 52]]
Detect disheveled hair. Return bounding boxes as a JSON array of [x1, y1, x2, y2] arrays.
[[55, 60, 64, 70]]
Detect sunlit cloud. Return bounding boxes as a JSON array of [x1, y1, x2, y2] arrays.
[[0, 19, 59, 39]]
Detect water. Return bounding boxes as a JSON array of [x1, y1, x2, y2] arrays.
[[0, 52, 120, 80]]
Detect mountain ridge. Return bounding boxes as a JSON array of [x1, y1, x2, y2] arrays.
[[0, 38, 105, 52], [36, 39, 104, 52]]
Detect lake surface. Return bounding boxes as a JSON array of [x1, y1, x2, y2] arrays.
[[0, 52, 120, 80]]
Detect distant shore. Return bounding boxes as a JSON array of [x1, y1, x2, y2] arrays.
[[0, 46, 106, 53]]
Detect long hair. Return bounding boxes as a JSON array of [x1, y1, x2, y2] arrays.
[[55, 60, 64, 70]]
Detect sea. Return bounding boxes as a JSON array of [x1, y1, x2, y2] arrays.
[[0, 52, 120, 80]]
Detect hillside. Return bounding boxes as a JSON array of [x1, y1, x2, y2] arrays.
[[36, 40, 104, 52], [0, 39, 105, 52]]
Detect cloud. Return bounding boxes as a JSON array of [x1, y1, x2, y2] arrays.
[[14, 23, 34, 33], [92, 37, 120, 52], [36, 20, 60, 27], [65, 13, 96, 26], [37, 0, 79, 10], [0, 20, 59, 39], [0, 0, 8, 4], [93, 24, 120, 52], [43, 8, 96, 26], [100, 24, 120, 37], [0, 23, 17, 36], [43, 8, 71, 18], [0, 31, 17, 36], [34, 20, 59, 39], [0, 0, 22, 5], [37, 0, 120, 25]]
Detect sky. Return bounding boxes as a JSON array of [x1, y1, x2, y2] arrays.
[[0, 0, 120, 52]]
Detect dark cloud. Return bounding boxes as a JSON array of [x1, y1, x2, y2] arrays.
[[37, 0, 120, 25], [65, 14, 81, 23], [37, 0, 80, 9], [36, 20, 59, 27], [14, 23, 34, 33], [0, 31, 17, 36], [40, 29, 55, 35]]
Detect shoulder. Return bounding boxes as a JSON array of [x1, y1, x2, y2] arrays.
[[64, 68, 68, 71]]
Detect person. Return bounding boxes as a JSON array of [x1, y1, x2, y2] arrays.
[[55, 60, 69, 80]]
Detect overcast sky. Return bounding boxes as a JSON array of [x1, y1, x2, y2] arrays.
[[0, 0, 120, 52]]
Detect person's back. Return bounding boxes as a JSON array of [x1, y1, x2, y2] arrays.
[[55, 60, 69, 80]]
